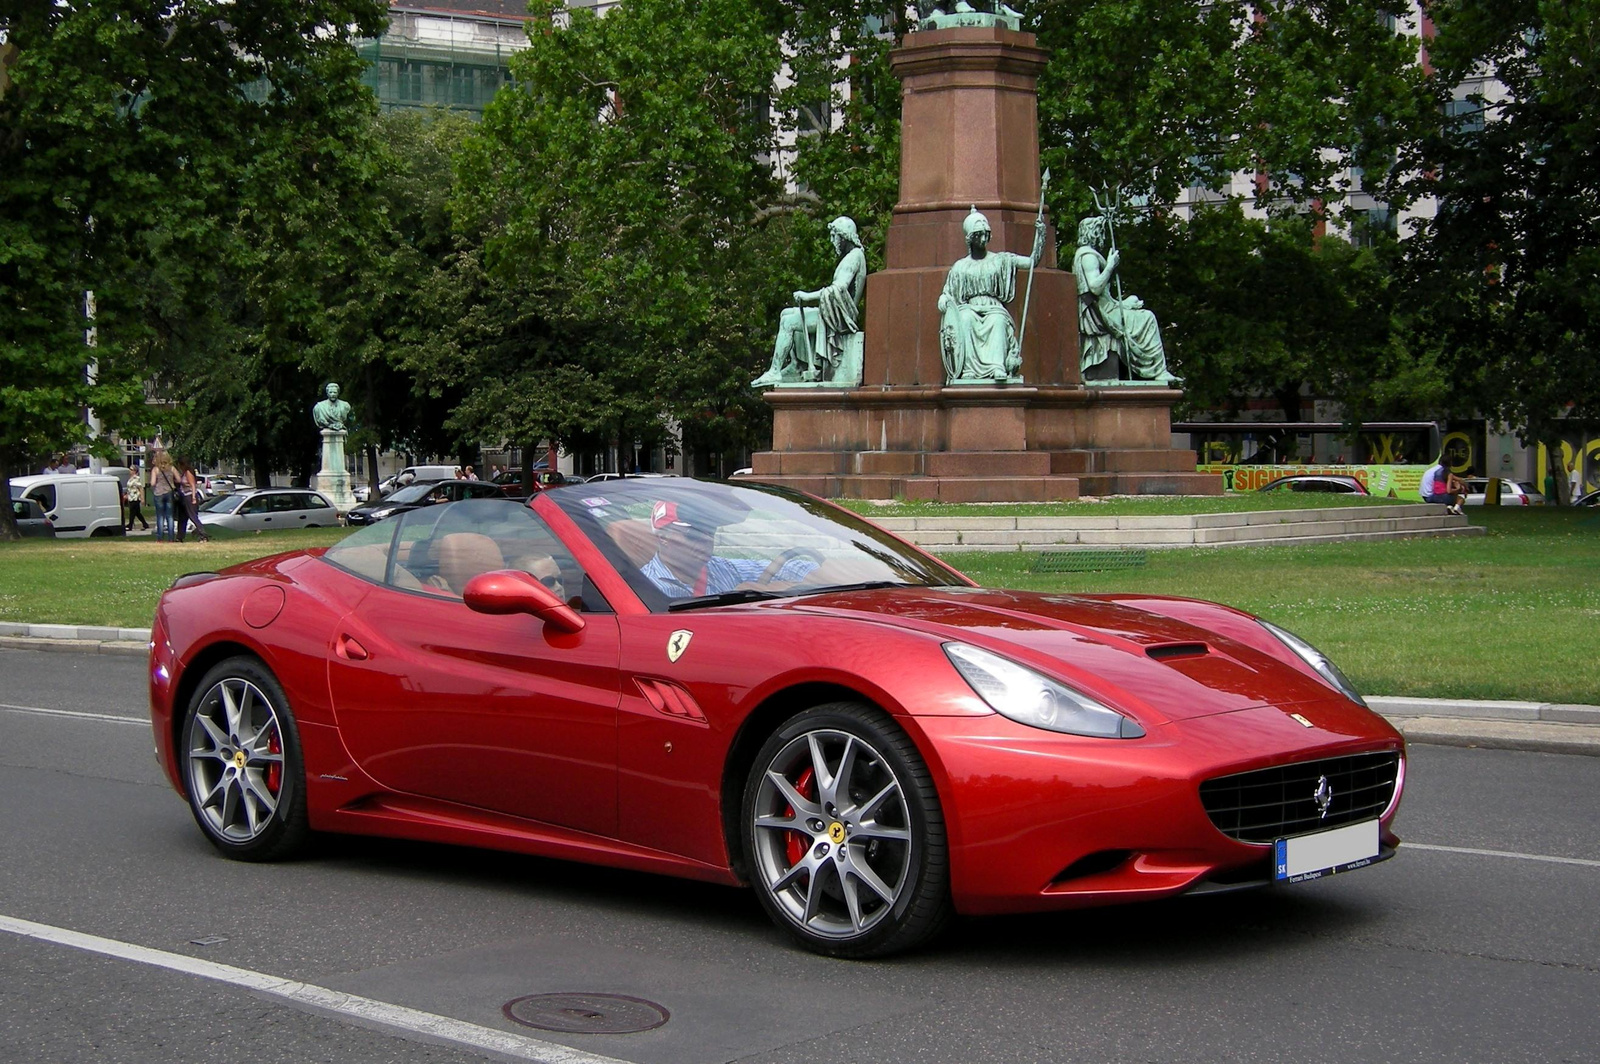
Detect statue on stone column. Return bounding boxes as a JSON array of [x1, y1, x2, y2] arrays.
[[752, 216, 867, 388], [312, 382, 353, 431], [937, 206, 1045, 383], [311, 382, 358, 512], [918, 1, 1023, 31], [1074, 215, 1178, 384]]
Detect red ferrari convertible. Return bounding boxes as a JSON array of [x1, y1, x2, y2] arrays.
[[149, 479, 1404, 957]]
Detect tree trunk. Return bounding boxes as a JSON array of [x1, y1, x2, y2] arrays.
[[253, 447, 272, 490], [364, 442, 380, 494], [0, 445, 20, 542], [522, 438, 539, 495], [1544, 435, 1572, 505], [1275, 385, 1304, 423]]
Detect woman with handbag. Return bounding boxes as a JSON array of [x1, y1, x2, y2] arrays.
[[150, 452, 180, 542]]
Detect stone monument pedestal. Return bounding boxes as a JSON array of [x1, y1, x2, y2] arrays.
[[751, 25, 1221, 501], [314, 428, 359, 513], [753, 384, 1212, 501]]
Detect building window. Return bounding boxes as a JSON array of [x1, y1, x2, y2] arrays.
[[452, 65, 476, 106], [1354, 207, 1397, 247], [397, 60, 424, 103], [1445, 97, 1485, 134]]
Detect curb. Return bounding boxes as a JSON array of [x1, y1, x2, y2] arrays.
[[0, 636, 149, 658], [1366, 695, 1600, 727], [0, 622, 151, 643], [0, 623, 1596, 755], [1386, 716, 1600, 758]]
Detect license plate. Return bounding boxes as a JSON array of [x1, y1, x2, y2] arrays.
[[1274, 820, 1380, 883]]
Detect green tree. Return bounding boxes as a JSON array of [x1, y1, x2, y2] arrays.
[[1030, 0, 1437, 417], [443, 0, 793, 480], [1403, 0, 1600, 500], [0, 0, 387, 537]]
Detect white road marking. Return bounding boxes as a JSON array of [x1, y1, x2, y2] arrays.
[[0, 702, 146, 726], [0, 914, 636, 1064], [1407, 842, 1600, 868]]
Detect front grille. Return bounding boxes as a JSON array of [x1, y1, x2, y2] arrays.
[[1199, 751, 1400, 843]]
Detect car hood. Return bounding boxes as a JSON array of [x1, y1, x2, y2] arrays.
[[768, 586, 1341, 723]]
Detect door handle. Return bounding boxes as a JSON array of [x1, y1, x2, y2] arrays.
[[337, 634, 370, 661]]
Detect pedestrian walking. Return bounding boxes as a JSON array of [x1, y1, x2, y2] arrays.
[[151, 452, 180, 542], [124, 474, 149, 531], [1569, 460, 1582, 505], [174, 459, 210, 542]]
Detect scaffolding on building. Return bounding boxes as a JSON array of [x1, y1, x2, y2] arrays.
[[357, 7, 529, 114]]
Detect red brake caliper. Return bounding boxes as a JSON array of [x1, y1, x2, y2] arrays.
[[266, 730, 282, 795], [784, 767, 816, 868]]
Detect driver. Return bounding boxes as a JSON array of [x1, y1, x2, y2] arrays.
[[639, 499, 818, 599]]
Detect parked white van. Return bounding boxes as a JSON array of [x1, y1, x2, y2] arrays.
[[9, 474, 125, 538], [376, 464, 459, 497]]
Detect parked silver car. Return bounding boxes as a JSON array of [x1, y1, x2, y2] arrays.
[[196, 488, 339, 531]]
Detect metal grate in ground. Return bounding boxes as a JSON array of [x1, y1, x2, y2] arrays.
[[1030, 549, 1149, 573]]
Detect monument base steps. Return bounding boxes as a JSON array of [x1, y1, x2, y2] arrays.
[[750, 448, 1223, 501]]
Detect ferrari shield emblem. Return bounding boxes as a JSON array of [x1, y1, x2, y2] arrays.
[[666, 630, 693, 662]]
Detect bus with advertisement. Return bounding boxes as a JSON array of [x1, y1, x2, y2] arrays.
[[1175, 422, 1447, 500]]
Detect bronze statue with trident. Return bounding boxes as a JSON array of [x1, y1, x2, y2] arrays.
[[1075, 184, 1178, 383]]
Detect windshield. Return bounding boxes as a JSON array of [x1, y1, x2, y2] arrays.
[[548, 480, 968, 612], [198, 494, 244, 513], [383, 482, 442, 505]]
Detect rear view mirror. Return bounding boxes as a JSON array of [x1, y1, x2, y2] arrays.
[[462, 570, 586, 634]]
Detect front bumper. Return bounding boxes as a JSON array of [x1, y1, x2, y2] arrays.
[[917, 700, 1405, 915]]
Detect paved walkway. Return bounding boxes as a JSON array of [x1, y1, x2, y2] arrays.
[[2, 621, 1595, 756]]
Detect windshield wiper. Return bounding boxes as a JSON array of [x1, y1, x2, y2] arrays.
[[666, 588, 790, 611], [792, 580, 908, 597]]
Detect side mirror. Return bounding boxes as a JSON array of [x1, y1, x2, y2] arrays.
[[462, 569, 586, 634]]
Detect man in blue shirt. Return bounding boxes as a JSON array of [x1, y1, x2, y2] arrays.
[[639, 499, 817, 599], [1420, 456, 1464, 515]]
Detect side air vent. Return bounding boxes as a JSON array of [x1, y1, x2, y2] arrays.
[[635, 678, 708, 724], [1146, 642, 1209, 661]]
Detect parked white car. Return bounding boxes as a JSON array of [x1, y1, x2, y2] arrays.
[[196, 488, 340, 532], [9, 474, 125, 538]]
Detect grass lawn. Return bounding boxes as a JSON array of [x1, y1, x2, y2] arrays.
[[946, 506, 1600, 705], [2, 507, 1595, 705], [0, 528, 352, 630]]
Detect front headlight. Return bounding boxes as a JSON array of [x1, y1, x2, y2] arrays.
[[367, 507, 396, 520], [1259, 620, 1367, 707], [943, 642, 1145, 739]]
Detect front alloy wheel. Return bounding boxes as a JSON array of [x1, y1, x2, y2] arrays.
[[182, 657, 308, 860], [745, 703, 951, 957]]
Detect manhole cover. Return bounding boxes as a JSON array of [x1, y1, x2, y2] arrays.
[[502, 993, 669, 1034]]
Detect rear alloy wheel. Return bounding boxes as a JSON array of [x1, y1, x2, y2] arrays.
[[182, 656, 309, 861], [744, 703, 951, 957]]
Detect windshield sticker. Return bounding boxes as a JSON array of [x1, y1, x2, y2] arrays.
[[582, 497, 610, 507]]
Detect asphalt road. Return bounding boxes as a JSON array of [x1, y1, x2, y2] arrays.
[[1, 647, 1596, 1064]]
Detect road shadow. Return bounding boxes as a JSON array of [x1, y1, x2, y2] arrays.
[[304, 831, 1384, 967]]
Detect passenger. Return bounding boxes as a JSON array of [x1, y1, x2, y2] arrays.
[[639, 499, 817, 599]]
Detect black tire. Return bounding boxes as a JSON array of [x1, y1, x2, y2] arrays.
[[180, 656, 310, 861], [742, 701, 952, 958]]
